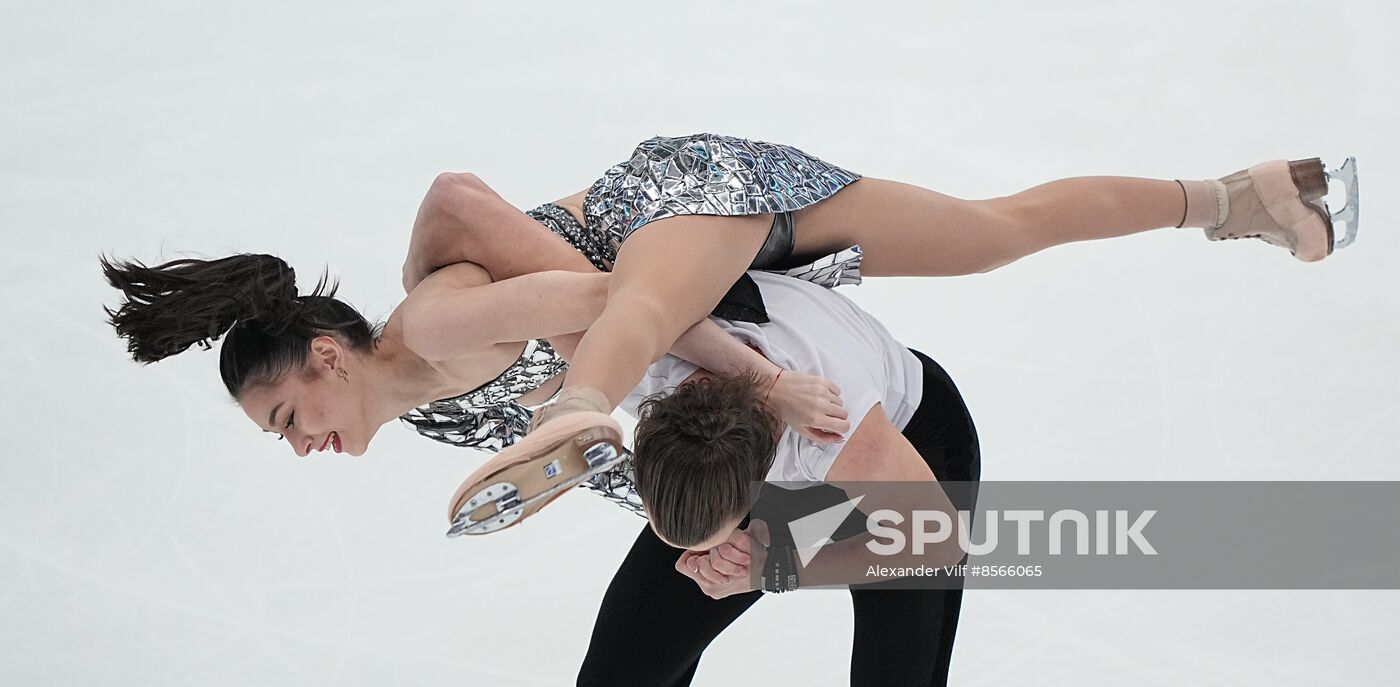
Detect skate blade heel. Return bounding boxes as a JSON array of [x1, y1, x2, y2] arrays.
[[1288, 158, 1329, 201], [445, 412, 627, 537], [1325, 157, 1360, 251]]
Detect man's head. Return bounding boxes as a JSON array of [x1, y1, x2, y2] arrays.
[[632, 370, 781, 549]]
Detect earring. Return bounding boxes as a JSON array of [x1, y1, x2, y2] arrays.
[[337, 367, 349, 383]]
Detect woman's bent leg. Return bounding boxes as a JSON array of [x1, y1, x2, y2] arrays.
[[578, 522, 763, 686], [790, 175, 1189, 277], [561, 213, 771, 408]]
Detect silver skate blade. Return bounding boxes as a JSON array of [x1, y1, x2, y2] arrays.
[[583, 443, 628, 471], [446, 481, 523, 536], [1325, 157, 1359, 250], [445, 442, 632, 538]]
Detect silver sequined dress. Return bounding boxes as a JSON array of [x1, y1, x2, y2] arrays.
[[399, 132, 867, 518]]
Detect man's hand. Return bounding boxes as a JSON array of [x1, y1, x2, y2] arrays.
[[764, 369, 849, 444], [674, 527, 761, 600]]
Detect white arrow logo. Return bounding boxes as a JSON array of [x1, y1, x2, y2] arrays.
[[787, 495, 865, 567]]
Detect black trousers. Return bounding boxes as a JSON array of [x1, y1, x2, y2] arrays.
[[578, 348, 982, 686]]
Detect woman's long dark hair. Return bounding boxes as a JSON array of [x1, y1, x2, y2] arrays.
[[99, 252, 383, 399]]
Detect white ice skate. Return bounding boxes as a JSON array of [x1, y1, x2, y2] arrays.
[[1204, 156, 1360, 261]]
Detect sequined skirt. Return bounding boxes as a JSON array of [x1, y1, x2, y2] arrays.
[[583, 132, 863, 254]]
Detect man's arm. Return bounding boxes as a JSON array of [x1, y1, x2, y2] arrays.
[[790, 404, 965, 585]]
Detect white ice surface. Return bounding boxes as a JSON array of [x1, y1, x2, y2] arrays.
[[2, 1, 1398, 685]]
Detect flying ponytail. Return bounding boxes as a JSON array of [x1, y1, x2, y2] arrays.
[[99, 252, 381, 397]]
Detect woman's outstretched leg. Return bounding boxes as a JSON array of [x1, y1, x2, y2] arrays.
[[793, 158, 1343, 275], [532, 157, 1345, 421], [790, 175, 1191, 277]]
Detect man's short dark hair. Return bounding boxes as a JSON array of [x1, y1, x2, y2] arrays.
[[632, 371, 781, 549]]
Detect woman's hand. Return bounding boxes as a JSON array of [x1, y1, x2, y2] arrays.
[[675, 527, 759, 600], [763, 369, 850, 444]]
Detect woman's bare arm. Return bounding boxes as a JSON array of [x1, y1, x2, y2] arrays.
[[398, 262, 611, 361]]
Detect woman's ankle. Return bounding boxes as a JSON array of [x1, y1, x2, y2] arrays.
[[1174, 179, 1226, 229]]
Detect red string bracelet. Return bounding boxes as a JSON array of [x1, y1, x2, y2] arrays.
[[763, 369, 784, 405]]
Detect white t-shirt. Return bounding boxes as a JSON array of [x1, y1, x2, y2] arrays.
[[619, 271, 924, 483]]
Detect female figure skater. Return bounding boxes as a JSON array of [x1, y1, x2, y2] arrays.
[[418, 132, 1357, 528]]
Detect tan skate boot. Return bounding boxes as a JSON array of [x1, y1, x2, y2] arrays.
[[1190, 157, 1360, 262], [445, 411, 627, 537]]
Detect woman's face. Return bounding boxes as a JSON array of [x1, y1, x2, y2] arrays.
[[238, 337, 379, 457]]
